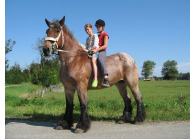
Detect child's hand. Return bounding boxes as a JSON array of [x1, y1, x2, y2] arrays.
[[92, 49, 98, 54]]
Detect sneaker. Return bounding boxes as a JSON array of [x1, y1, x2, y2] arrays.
[[102, 78, 110, 88], [92, 80, 98, 88]]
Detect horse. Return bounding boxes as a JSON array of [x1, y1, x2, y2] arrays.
[[43, 16, 146, 133]]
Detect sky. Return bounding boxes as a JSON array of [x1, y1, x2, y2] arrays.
[[5, 0, 190, 77]]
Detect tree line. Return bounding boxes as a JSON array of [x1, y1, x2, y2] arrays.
[[5, 39, 190, 86], [141, 60, 190, 80], [5, 39, 61, 86]]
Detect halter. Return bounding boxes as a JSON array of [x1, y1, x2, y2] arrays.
[[45, 26, 64, 49]]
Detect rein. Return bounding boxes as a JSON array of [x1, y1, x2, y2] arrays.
[[56, 49, 87, 54]]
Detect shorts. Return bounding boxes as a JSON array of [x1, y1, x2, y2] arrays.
[[92, 52, 99, 58]]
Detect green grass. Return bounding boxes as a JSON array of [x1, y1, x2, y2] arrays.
[[5, 81, 190, 122]]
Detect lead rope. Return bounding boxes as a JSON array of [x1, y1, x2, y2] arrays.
[[56, 49, 86, 54]]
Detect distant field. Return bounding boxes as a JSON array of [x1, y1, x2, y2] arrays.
[[5, 81, 190, 122]]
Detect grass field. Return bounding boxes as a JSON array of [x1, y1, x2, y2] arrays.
[[5, 81, 190, 122]]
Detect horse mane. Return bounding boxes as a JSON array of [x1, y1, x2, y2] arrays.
[[50, 19, 85, 52]]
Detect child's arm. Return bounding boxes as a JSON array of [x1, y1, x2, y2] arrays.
[[79, 42, 89, 52]]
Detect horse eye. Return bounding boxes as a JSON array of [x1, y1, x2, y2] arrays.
[[56, 30, 60, 33]]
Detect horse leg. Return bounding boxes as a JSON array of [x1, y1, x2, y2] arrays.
[[131, 86, 146, 122], [126, 77, 146, 122], [74, 83, 90, 133], [56, 88, 75, 130], [115, 81, 132, 124]]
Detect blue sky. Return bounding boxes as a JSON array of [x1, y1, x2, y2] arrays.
[[5, 0, 190, 77]]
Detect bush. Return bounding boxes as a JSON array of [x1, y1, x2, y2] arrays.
[[38, 66, 60, 87], [5, 64, 23, 84], [30, 58, 60, 87], [30, 63, 41, 85], [178, 72, 190, 80], [22, 69, 31, 82]]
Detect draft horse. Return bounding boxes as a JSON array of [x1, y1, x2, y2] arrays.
[[43, 16, 146, 133]]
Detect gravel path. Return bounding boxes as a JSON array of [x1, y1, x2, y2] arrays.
[[5, 120, 190, 139]]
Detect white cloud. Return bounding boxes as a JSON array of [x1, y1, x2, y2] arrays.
[[177, 62, 190, 73], [153, 66, 162, 77]]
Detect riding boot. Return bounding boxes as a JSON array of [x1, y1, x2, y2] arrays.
[[102, 78, 110, 88]]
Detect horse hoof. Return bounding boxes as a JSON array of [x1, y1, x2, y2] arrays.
[[57, 120, 70, 129], [117, 121, 125, 124], [117, 111, 132, 124], [134, 112, 146, 122], [56, 126, 64, 130], [74, 128, 85, 134], [117, 120, 125, 124]]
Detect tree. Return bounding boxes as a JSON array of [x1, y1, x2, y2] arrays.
[[5, 39, 16, 70], [178, 72, 190, 80], [29, 38, 60, 87], [38, 63, 60, 87], [5, 63, 23, 84], [141, 60, 156, 79], [30, 62, 41, 85], [30, 59, 60, 87], [161, 60, 179, 80], [22, 68, 31, 82], [35, 38, 46, 67]]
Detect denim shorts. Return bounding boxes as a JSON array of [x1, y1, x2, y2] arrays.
[[92, 52, 99, 58]]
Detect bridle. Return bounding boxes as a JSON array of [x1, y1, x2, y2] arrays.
[[45, 26, 64, 50]]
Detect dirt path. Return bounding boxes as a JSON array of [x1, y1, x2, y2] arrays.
[[5, 85, 21, 88], [5, 120, 190, 139]]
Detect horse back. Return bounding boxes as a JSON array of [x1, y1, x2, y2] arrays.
[[88, 52, 137, 90]]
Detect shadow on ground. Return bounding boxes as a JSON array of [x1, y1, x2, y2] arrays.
[[5, 119, 56, 129], [7, 112, 119, 122], [5, 112, 124, 128]]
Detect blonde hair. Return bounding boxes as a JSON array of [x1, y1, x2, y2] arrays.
[[84, 24, 93, 29]]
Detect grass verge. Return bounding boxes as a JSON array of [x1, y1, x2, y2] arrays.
[[5, 81, 190, 122]]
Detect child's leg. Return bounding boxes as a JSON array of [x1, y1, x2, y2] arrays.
[[98, 51, 108, 77], [97, 51, 110, 87], [92, 57, 98, 81]]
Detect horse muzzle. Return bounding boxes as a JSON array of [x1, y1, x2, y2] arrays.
[[43, 45, 54, 56]]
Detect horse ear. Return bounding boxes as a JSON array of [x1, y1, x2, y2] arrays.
[[59, 16, 65, 26], [45, 18, 51, 27]]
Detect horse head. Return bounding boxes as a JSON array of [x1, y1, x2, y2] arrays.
[[43, 16, 65, 56]]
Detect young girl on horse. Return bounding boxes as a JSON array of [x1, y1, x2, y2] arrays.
[[92, 19, 110, 88], [83, 24, 99, 87]]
